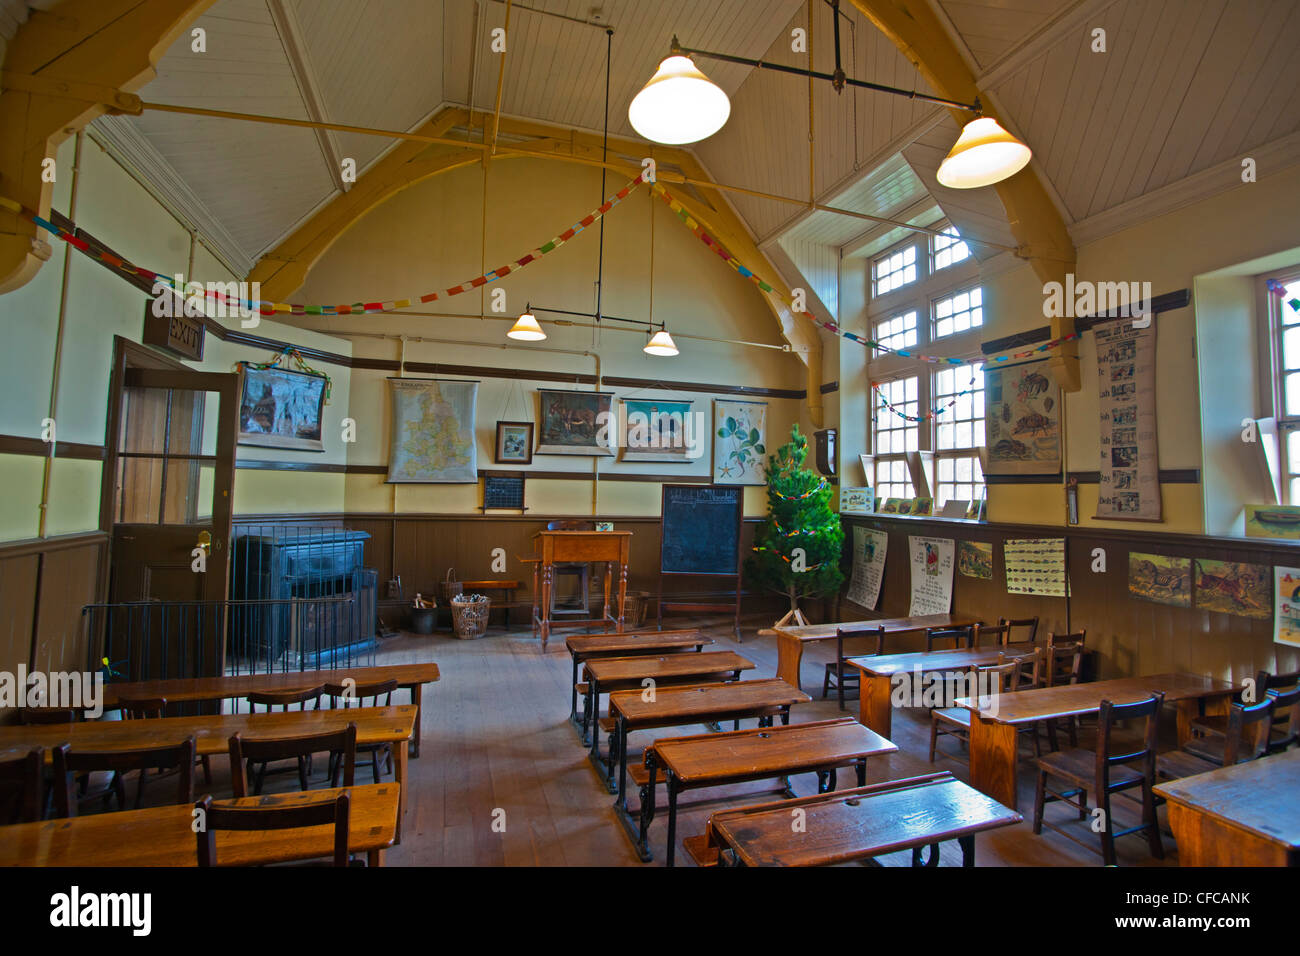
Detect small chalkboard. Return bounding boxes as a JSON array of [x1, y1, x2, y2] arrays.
[[660, 485, 742, 574], [483, 475, 526, 511]]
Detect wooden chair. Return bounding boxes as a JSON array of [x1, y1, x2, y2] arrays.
[[971, 622, 1012, 647], [0, 748, 44, 824], [50, 738, 197, 818], [228, 723, 357, 798], [1264, 684, 1300, 755], [243, 685, 325, 789], [929, 655, 1024, 763], [1191, 669, 1297, 743], [1037, 630, 1086, 749], [1157, 698, 1274, 782], [546, 519, 595, 615], [17, 706, 78, 724], [1032, 693, 1165, 866], [194, 792, 351, 867], [324, 679, 398, 783], [1000, 616, 1039, 644], [925, 625, 973, 651], [821, 625, 884, 711], [118, 693, 213, 787]]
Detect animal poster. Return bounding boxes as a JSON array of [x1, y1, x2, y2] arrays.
[[1273, 567, 1300, 647], [957, 541, 993, 579], [880, 498, 902, 514], [237, 365, 327, 451], [984, 360, 1060, 475], [1128, 552, 1191, 607], [1095, 320, 1161, 519], [713, 400, 767, 485], [1246, 504, 1300, 539], [537, 389, 615, 456], [387, 378, 478, 482], [908, 536, 955, 616], [1193, 559, 1270, 620], [846, 527, 888, 611], [1004, 538, 1067, 597]]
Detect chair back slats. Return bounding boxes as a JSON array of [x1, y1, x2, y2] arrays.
[[246, 685, 324, 713], [51, 738, 197, 817], [18, 707, 78, 725], [979, 657, 1022, 695], [1046, 630, 1086, 686], [0, 748, 44, 824], [836, 625, 885, 660], [1096, 693, 1163, 788], [118, 695, 168, 719], [228, 723, 358, 798], [974, 623, 1012, 647], [324, 679, 397, 708], [999, 616, 1040, 644], [195, 792, 351, 867], [1222, 697, 1275, 764], [999, 647, 1041, 691], [1266, 685, 1300, 754], [1262, 669, 1300, 693], [926, 626, 973, 652]]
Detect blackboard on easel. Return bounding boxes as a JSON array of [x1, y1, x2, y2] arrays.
[[658, 484, 743, 639]]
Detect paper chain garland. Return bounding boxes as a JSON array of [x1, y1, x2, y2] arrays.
[[237, 347, 332, 402], [750, 545, 825, 572], [4, 172, 648, 317], [872, 375, 982, 424], [1266, 278, 1300, 313], [648, 182, 1083, 367], [770, 478, 829, 500]]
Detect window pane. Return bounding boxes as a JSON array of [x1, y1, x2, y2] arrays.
[[1288, 428, 1300, 474], [932, 286, 983, 340], [1286, 371, 1300, 417], [872, 242, 921, 298], [932, 226, 970, 272]]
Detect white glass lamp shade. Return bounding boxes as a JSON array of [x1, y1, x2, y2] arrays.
[[507, 311, 546, 341], [936, 117, 1032, 189], [644, 329, 679, 356], [628, 55, 730, 145]]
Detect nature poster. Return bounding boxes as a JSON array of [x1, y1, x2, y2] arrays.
[[1193, 559, 1270, 620], [713, 399, 767, 485], [957, 541, 993, 579], [1128, 552, 1191, 607]]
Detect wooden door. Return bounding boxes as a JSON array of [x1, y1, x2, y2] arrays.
[[104, 357, 238, 680]]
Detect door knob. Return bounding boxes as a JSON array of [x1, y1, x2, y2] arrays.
[[196, 530, 212, 554]]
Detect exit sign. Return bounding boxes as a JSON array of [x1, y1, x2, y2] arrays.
[[142, 296, 205, 360]]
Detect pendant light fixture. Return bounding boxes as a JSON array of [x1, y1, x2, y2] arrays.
[[507, 304, 546, 341], [628, 52, 731, 145], [644, 327, 679, 356], [936, 116, 1032, 189]]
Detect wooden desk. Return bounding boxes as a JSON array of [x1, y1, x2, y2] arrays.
[[633, 717, 897, 866], [954, 673, 1240, 811], [1154, 749, 1300, 866], [0, 706, 416, 841], [698, 771, 1021, 867], [581, 651, 754, 745], [565, 628, 711, 724], [772, 614, 979, 691], [847, 643, 1038, 738], [602, 678, 811, 800], [101, 662, 440, 756], [0, 784, 398, 867], [532, 530, 632, 652]]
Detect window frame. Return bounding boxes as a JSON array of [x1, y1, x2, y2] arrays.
[[1262, 268, 1300, 504]]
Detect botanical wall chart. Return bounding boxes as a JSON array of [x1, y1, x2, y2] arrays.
[[984, 360, 1061, 476], [713, 399, 767, 485], [387, 378, 478, 483]]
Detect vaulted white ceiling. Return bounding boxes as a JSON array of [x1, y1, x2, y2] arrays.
[[55, 0, 1300, 304]]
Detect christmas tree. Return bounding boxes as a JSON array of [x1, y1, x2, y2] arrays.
[[745, 424, 844, 620]]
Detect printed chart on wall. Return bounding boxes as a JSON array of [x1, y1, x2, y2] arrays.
[[908, 536, 954, 616], [984, 360, 1060, 476], [1274, 567, 1300, 647], [1194, 559, 1269, 620], [1095, 320, 1160, 519], [1004, 538, 1067, 597], [846, 527, 888, 610], [713, 399, 768, 485], [387, 379, 478, 483]]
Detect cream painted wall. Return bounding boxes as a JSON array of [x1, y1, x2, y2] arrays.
[[280, 157, 812, 516]]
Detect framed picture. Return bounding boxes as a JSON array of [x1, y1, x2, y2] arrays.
[[619, 398, 696, 462], [537, 389, 615, 456], [495, 421, 534, 464], [237, 364, 327, 452]]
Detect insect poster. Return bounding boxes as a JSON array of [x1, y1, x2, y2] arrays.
[[984, 360, 1060, 476]]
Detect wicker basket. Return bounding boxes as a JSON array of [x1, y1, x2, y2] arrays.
[[440, 567, 463, 603], [450, 593, 490, 640]]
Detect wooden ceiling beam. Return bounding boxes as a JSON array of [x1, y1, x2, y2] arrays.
[[0, 0, 215, 294], [848, 0, 1081, 391]]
